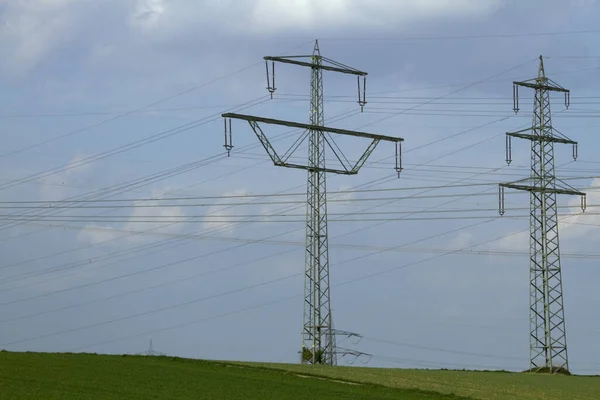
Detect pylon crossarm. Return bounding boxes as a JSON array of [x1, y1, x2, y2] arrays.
[[513, 80, 570, 93], [275, 162, 358, 175], [222, 113, 402, 175], [327, 329, 362, 339], [321, 56, 366, 75], [500, 182, 584, 197], [264, 56, 367, 76], [222, 113, 402, 143], [507, 129, 577, 145]]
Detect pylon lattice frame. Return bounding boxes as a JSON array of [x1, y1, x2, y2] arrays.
[[304, 45, 334, 365], [135, 339, 166, 356], [498, 56, 586, 373], [221, 40, 403, 365]]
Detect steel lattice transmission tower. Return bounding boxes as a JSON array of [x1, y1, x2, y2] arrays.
[[498, 56, 586, 373], [136, 339, 166, 356], [221, 40, 403, 365]]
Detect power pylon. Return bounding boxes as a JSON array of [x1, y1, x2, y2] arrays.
[[498, 55, 586, 373], [136, 339, 166, 356], [221, 40, 403, 365]]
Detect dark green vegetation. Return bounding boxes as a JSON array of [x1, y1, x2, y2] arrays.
[[0, 351, 469, 399], [301, 346, 324, 364]]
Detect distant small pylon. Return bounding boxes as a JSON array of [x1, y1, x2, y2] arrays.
[[136, 339, 166, 356]]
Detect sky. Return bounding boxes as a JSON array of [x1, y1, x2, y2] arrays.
[[1, 0, 600, 374]]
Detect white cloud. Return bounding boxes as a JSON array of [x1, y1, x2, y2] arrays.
[[38, 153, 94, 201], [201, 188, 249, 236], [485, 179, 597, 252], [76, 224, 119, 246], [328, 184, 358, 216], [570, 0, 598, 6], [129, 0, 167, 31], [78, 187, 186, 246], [249, 0, 502, 32], [491, 227, 528, 252], [447, 231, 474, 249], [0, 0, 83, 75], [0, 0, 504, 77], [130, 0, 503, 37], [559, 178, 600, 241]]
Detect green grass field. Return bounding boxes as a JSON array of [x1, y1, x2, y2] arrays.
[[1, 351, 599, 399], [250, 362, 600, 400]]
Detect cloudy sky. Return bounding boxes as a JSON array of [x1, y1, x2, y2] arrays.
[[1, 0, 600, 374]]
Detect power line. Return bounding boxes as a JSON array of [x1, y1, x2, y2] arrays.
[[8, 220, 600, 261], [5, 156, 598, 197], [0, 40, 328, 234], [58, 215, 559, 353], [362, 336, 523, 361], [8, 166, 592, 288], [16, 161, 588, 346], [0, 108, 369, 279], [348, 59, 537, 133], [0, 170, 395, 292], [0, 128, 519, 292], [1, 129, 565, 292], [3, 57, 596, 360], [0, 95, 286, 243], [0, 273, 300, 347], [0, 104, 359, 252], [0, 97, 270, 194], [0, 214, 583, 224], [2, 42, 596, 368], [0, 160, 551, 324], [0, 174, 532, 339], [0, 203, 595, 218], [0, 39, 314, 158], [0, 59, 564, 244], [37, 114, 524, 336], [0, 193, 530, 208], [0, 105, 360, 233], [0, 79, 260, 160], [7, 239, 600, 326], [0, 219, 501, 346]]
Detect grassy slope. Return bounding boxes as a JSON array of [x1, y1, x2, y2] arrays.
[[250, 363, 600, 400], [0, 352, 469, 400]]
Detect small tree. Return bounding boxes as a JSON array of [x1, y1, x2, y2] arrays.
[[301, 347, 324, 364]]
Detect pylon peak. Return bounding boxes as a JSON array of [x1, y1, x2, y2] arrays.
[[538, 55, 546, 79], [313, 39, 320, 56]]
